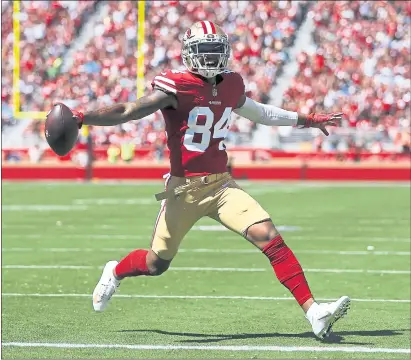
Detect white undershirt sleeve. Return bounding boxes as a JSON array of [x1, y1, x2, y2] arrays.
[[233, 97, 298, 126]]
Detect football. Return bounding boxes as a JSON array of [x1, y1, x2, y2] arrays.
[[45, 103, 79, 156]]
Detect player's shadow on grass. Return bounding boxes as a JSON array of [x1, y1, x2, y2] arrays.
[[118, 329, 408, 345]]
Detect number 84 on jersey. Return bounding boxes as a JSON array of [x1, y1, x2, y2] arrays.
[[183, 106, 233, 152]]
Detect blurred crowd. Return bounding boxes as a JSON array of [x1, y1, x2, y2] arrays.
[[1, 0, 308, 161], [2, 0, 410, 163], [1, 1, 97, 118], [283, 1, 411, 154]]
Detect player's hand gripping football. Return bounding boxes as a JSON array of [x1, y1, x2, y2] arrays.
[[71, 109, 84, 129], [302, 112, 343, 136]]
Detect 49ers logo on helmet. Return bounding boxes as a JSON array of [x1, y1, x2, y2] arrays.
[[184, 28, 194, 40]]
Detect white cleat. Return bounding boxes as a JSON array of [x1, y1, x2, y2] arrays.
[[306, 296, 351, 339], [92, 260, 120, 312]]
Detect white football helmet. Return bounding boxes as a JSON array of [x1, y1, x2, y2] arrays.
[[182, 21, 230, 78]]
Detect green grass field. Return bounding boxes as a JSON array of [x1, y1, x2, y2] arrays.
[[1, 181, 410, 359]]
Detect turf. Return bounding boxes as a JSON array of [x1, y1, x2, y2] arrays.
[[1, 181, 410, 359]]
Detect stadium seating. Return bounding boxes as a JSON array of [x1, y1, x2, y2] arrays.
[[283, 1, 410, 153], [1, 1, 97, 118], [1, 0, 308, 148], [2, 1, 409, 158]]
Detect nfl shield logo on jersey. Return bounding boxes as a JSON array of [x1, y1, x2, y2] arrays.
[[212, 87, 218, 97]]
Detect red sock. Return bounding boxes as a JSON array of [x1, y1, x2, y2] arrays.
[[114, 249, 151, 280], [263, 235, 312, 306]]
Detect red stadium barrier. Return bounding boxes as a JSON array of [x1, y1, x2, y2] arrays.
[[2, 163, 410, 181], [3, 147, 409, 181], [2, 147, 411, 161]]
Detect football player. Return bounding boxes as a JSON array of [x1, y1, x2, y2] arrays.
[[69, 21, 349, 339]]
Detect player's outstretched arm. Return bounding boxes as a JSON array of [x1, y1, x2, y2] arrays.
[[233, 95, 343, 136], [74, 90, 177, 127]]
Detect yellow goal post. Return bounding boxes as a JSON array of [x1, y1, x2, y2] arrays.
[[12, 0, 145, 120]]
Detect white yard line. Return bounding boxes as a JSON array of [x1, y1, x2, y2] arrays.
[[1, 342, 410, 354], [305, 269, 411, 274], [73, 198, 156, 205], [290, 236, 410, 243], [2, 265, 410, 274], [2, 205, 88, 212], [2, 232, 410, 243], [2, 247, 410, 256], [2, 293, 411, 303], [3, 265, 94, 269], [3, 234, 147, 240]]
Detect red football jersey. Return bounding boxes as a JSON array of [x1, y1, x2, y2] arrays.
[[151, 69, 245, 177]]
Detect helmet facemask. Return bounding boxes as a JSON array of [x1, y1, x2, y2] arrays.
[[182, 34, 230, 78]]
